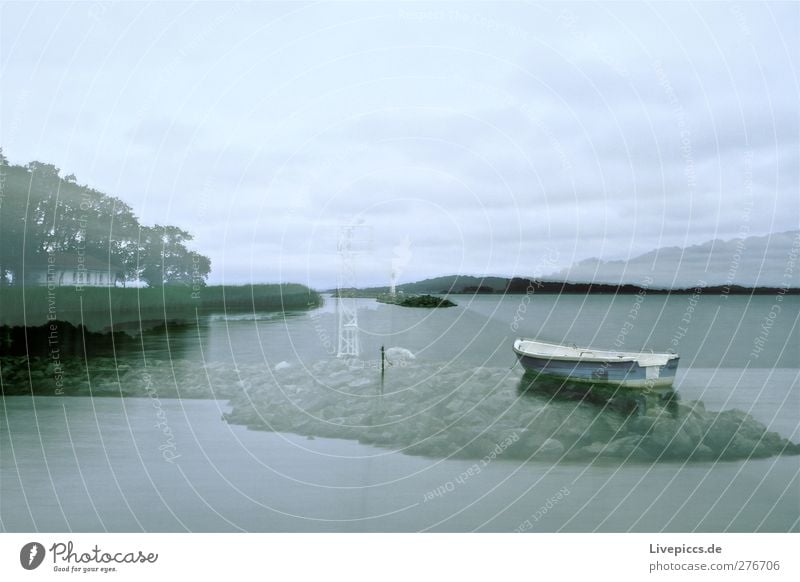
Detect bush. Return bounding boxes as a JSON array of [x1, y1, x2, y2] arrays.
[[398, 294, 456, 308]]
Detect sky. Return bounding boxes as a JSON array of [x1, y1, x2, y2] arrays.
[[2, 1, 798, 288]]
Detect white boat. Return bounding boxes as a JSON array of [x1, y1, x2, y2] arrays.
[[513, 338, 679, 388]]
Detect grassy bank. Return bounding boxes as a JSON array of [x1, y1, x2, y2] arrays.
[[0, 284, 321, 331]]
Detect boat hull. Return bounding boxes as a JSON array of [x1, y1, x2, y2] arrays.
[[513, 341, 679, 389]]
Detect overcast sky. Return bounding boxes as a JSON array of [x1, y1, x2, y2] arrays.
[[2, 1, 798, 288]]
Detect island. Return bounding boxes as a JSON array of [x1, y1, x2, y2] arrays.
[[376, 293, 457, 308]]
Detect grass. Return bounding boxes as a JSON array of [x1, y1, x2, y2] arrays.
[[0, 284, 322, 330]]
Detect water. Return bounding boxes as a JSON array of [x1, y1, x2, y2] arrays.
[[1, 293, 798, 531]]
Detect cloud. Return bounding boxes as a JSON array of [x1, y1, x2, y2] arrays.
[[1, 1, 796, 287]]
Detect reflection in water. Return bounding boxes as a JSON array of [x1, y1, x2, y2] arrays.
[[516, 371, 679, 417], [0, 319, 205, 358], [0, 310, 309, 397], [514, 371, 799, 461], [0, 310, 306, 362], [0, 319, 210, 396]]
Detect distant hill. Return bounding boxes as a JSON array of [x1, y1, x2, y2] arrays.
[[549, 230, 800, 289], [332, 277, 796, 297], [401, 275, 511, 294], [330, 231, 800, 295], [330, 275, 507, 296]]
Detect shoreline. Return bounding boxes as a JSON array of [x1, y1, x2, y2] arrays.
[[334, 284, 800, 299]]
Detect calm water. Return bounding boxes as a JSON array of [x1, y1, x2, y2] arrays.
[[1, 293, 798, 531]]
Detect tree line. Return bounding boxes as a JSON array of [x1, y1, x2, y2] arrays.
[[0, 151, 211, 287]]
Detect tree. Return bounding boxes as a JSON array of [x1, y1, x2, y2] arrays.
[[0, 156, 211, 287], [136, 225, 211, 287]]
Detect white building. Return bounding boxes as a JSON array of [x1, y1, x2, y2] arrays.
[[25, 252, 125, 287]]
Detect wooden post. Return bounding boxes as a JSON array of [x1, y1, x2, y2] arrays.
[[380, 345, 385, 394]]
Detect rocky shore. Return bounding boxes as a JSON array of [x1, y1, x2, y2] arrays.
[[221, 358, 800, 463]]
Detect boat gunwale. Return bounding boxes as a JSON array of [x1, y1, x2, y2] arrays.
[[513, 338, 679, 366]]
